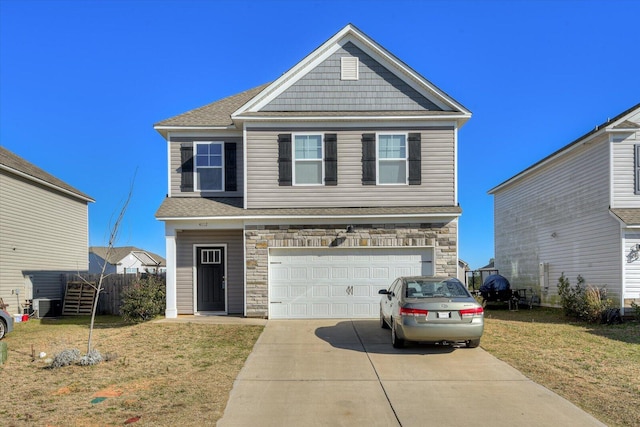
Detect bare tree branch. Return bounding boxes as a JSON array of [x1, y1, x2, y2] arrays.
[[87, 171, 136, 354]]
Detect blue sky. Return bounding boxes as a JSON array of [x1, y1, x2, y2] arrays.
[[1, 0, 638, 269]]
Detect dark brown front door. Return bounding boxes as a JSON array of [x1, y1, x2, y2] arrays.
[[196, 246, 225, 312]]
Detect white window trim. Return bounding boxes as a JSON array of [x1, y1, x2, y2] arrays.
[[376, 132, 408, 185], [194, 141, 225, 192], [293, 133, 325, 186]]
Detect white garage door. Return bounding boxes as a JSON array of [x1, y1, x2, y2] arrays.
[[269, 247, 433, 319]]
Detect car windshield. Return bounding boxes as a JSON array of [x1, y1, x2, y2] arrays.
[[404, 279, 469, 298]]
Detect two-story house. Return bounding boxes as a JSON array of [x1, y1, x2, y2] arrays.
[[489, 103, 640, 314], [154, 24, 471, 319], [0, 146, 94, 315]]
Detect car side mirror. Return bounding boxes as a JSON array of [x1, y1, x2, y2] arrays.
[[378, 289, 390, 295]]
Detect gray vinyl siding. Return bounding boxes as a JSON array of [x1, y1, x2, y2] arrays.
[[262, 42, 442, 112], [175, 230, 244, 315], [493, 140, 621, 304], [0, 170, 89, 309], [611, 110, 640, 207], [246, 128, 455, 208], [169, 136, 243, 197]]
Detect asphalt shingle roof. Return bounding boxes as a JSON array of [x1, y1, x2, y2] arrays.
[[0, 146, 94, 202], [155, 197, 461, 219], [611, 208, 640, 226], [90, 246, 166, 266], [154, 84, 270, 128]]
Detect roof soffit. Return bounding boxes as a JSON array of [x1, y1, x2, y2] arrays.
[[232, 24, 471, 118]]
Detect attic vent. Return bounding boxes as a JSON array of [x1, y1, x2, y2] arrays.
[[341, 57, 359, 80]]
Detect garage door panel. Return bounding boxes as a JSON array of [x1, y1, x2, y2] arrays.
[[332, 267, 349, 279], [269, 247, 433, 319], [353, 268, 370, 279], [313, 285, 330, 297], [291, 267, 307, 280]]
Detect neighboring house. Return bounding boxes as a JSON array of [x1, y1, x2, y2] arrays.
[[89, 246, 166, 275], [154, 24, 471, 319], [0, 146, 94, 315], [489, 103, 640, 314], [457, 259, 470, 285]]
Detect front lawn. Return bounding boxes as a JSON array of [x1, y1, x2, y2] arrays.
[[0, 316, 263, 426], [481, 306, 640, 427]]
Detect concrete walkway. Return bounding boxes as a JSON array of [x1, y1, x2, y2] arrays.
[[217, 319, 605, 427]]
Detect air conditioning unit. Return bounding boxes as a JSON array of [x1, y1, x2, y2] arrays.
[[33, 299, 62, 318]]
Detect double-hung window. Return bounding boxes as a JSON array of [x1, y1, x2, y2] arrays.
[[195, 142, 224, 191], [377, 133, 407, 184], [294, 134, 323, 185]]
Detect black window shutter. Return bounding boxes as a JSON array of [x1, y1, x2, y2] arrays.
[[324, 133, 337, 186], [408, 133, 422, 185], [180, 144, 194, 192], [361, 133, 376, 185], [225, 142, 237, 192], [278, 134, 292, 186], [635, 144, 640, 194]]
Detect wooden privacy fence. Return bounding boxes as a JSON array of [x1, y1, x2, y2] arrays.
[[63, 273, 166, 316]]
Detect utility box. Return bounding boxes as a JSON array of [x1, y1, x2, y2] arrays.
[[33, 299, 62, 318]]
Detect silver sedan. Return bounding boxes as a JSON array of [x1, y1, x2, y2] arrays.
[[379, 276, 484, 348]]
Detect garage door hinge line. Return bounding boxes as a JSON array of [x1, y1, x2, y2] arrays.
[[350, 320, 402, 427]]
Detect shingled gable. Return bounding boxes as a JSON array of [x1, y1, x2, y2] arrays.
[[154, 24, 471, 139], [232, 23, 471, 123], [0, 146, 94, 202]]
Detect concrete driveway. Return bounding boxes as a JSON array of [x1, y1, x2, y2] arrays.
[[217, 319, 605, 427]]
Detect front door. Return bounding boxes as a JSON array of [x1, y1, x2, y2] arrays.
[[196, 246, 225, 312]]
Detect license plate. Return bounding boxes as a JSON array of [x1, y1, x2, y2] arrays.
[[437, 312, 451, 319]]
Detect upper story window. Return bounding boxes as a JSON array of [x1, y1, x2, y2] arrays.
[[377, 134, 407, 184], [294, 134, 324, 185], [195, 142, 224, 191]]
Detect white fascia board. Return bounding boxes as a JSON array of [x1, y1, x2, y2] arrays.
[[157, 212, 461, 224], [488, 130, 606, 195], [168, 130, 242, 138], [236, 115, 470, 125], [154, 125, 237, 132], [0, 164, 95, 203]]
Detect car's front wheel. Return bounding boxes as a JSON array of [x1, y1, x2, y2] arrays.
[[380, 310, 389, 329], [391, 318, 405, 348], [467, 339, 480, 348], [0, 320, 6, 340]]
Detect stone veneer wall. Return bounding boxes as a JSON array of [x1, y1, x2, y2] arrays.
[[244, 221, 457, 318]]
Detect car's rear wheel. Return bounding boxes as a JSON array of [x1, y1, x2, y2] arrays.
[[380, 310, 389, 329], [0, 320, 6, 340], [391, 318, 405, 348], [467, 339, 480, 348]]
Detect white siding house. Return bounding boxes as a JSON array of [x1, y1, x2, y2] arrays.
[[0, 147, 94, 315], [489, 104, 640, 313], [89, 246, 166, 275]]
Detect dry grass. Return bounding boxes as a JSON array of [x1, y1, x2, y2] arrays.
[[2, 309, 638, 426], [0, 316, 263, 426], [481, 306, 640, 427]]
